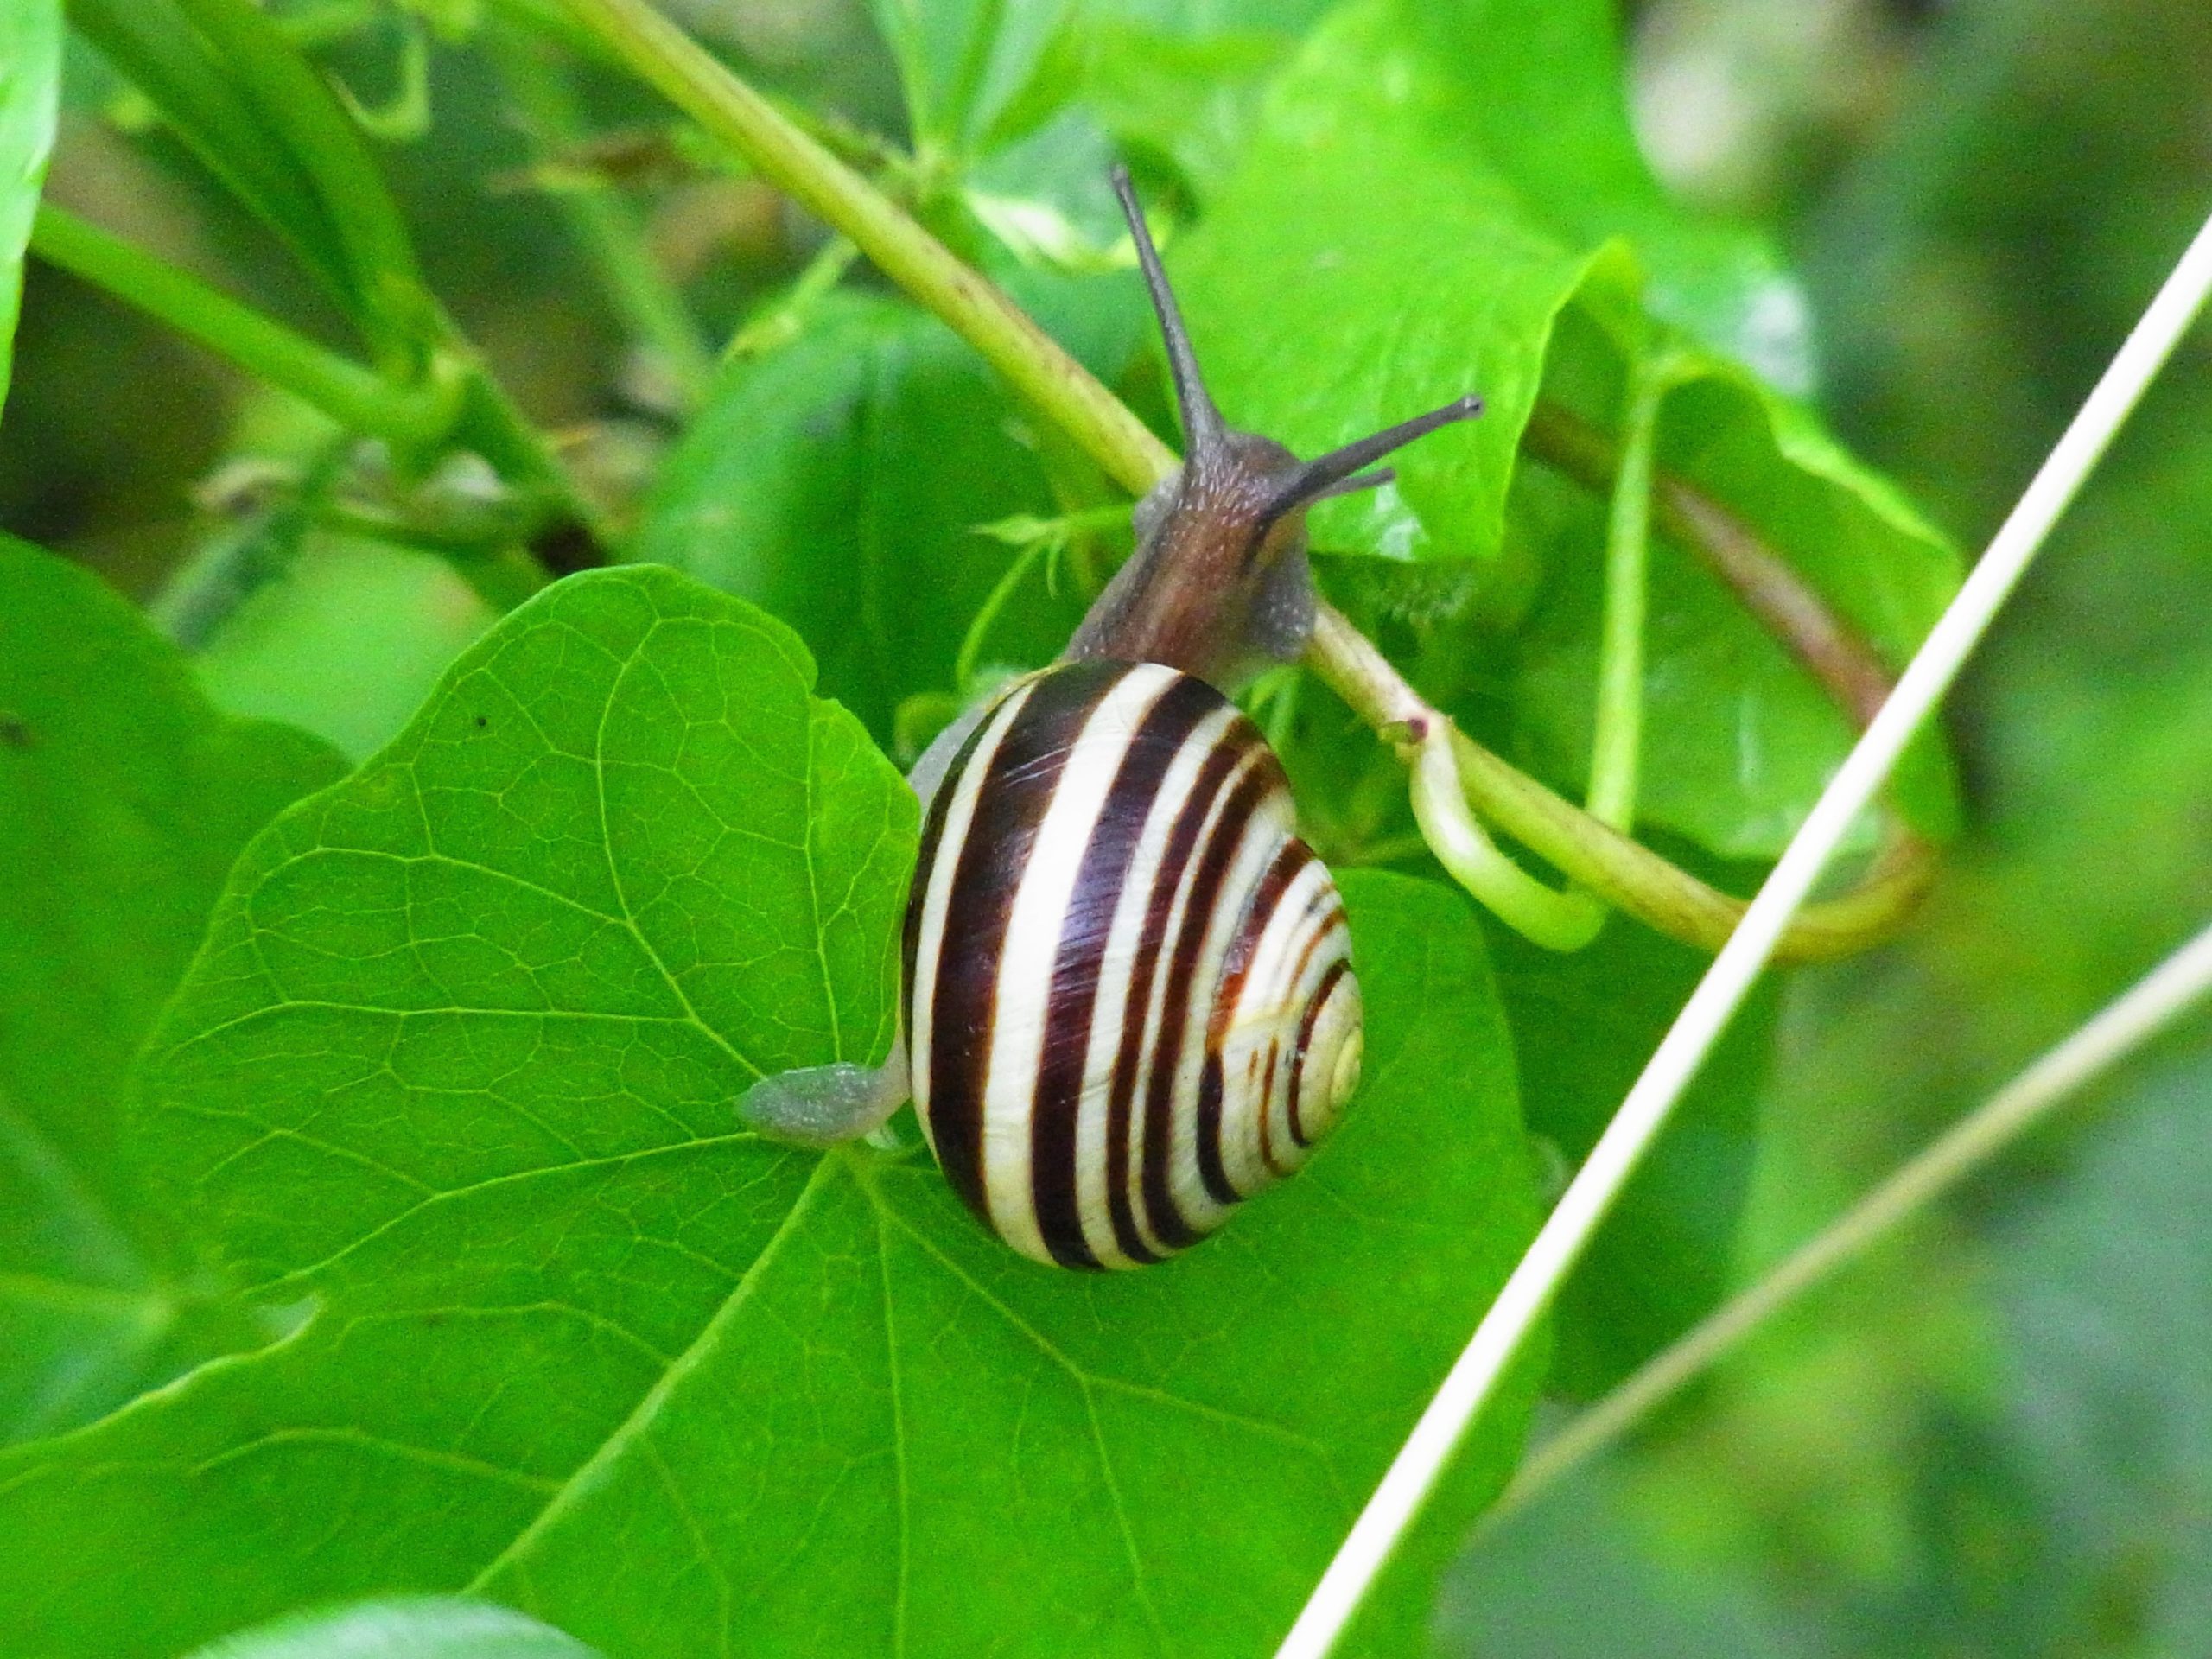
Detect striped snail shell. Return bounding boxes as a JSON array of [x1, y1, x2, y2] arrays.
[[902, 658, 1361, 1268]]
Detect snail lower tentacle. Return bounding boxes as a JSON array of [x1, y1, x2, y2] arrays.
[[737, 1052, 909, 1148]]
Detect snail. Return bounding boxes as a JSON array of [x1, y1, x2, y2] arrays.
[[742, 166, 1481, 1268]]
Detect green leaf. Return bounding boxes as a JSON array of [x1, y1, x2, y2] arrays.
[[191, 533, 500, 765], [0, 537, 345, 1445], [1392, 0, 1816, 391], [1071, 22, 1302, 200], [631, 292, 1090, 745], [1507, 378, 1962, 855], [0, 562, 1541, 1657], [0, 0, 59, 423], [1495, 914, 1778, 1400], [70, 0, 431, 361], [1167, 0, 1961, 856], [68, 0, 356, 319], [869, 0, 1078, 159], [1168, 0, 1624, 569], [880, 1, 1331, 259], [182, 1598, 602, 1659]]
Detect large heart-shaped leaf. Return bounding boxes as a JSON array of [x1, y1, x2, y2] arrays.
[[0, 0, 58, 422], [0, 537, 344, 1444], [0, 565, 1543, 1657]]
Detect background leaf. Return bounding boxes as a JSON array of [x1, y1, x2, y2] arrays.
[[0, 534, 343, 1445], [0, 0, 59, 423], [1497, 912, 1778, 1401], [632, 290, 1096, 745], [0, 559, 1542, 1658], [68, 0, 430, 360], [67, 0, 363, 333], [1395, 0, 1815, 391], [1168, 0, 1622, 569], [868, 0, 1079, 160], [191, 531, 499, 764]]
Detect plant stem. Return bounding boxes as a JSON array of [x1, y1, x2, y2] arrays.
[[1381, 362, 1669, 948], [29, 203, 455, 448], [1412, 729, 1602, 950], [490, 26, 714, 408], [442, 359, 612, 553], [555, 0, 1174, 495], [954, 532, 1052, 691], [1586, 367, 1663, 833], [151, 435, 353, 649], [1274, 204, 2212, 1659], [1306, 607, 1925, 961], [957, 505, 1129, 690], [726, 235, 859, 359], [1486, 913, 2212, 1529]]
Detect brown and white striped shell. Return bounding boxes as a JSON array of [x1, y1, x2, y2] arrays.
[[902, 658, 1363, 1269]]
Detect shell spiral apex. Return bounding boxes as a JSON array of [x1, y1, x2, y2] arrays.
[[902, 658, 1362, 1268]]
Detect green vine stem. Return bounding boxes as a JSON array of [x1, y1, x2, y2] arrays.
[[555, 0, 1934, 961], [442, 354, 615, 559], [1417, 353, 1676, 950], [1307, 607, 1929, 961], [30, 203, 456, 448], [1412, 728, 1604, 951], [1587, 361, 1667, 833]]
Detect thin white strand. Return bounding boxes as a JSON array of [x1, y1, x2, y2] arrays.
[[1274, 206, 2212, 1659], [1492, 914, 2212, 1523]]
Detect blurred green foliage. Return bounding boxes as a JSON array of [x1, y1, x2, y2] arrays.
[[0, 0, 2203, 1654]]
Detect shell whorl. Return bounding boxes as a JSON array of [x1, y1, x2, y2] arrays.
[[902, 659, 1362, 1269]]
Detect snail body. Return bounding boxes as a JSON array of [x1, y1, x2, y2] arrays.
[[740, 166, 1480, 1268]]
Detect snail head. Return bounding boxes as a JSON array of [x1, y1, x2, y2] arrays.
[[1066, 165, 1483, 687]]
